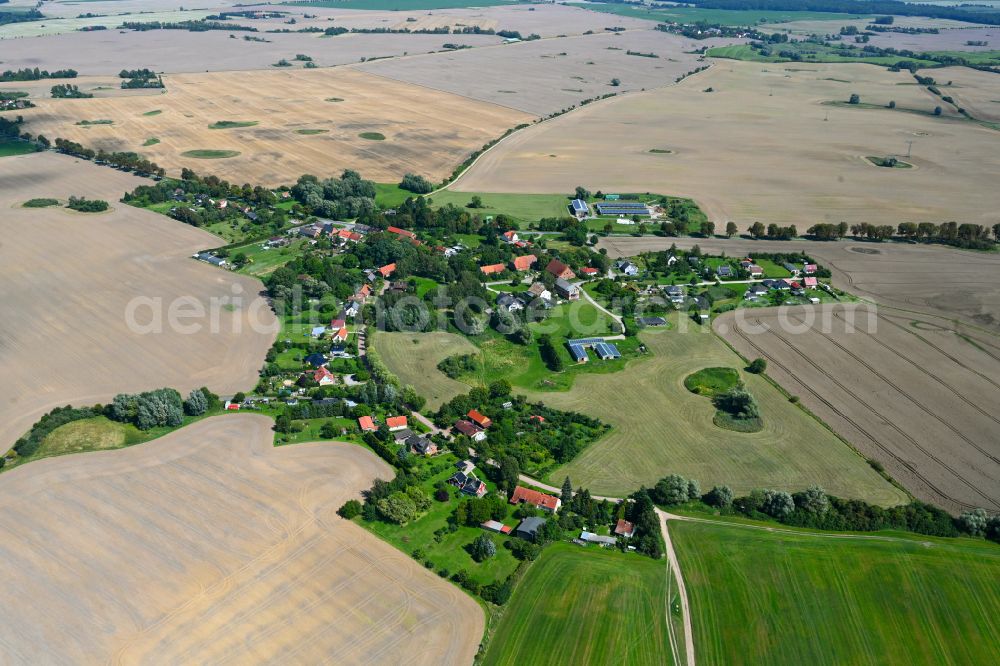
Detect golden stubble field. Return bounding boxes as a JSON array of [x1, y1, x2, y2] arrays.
[[17, 68, 532, 185], [0, 152, 275, 450], [453, 60, 1000, 228], [0, 414, 483, 663]]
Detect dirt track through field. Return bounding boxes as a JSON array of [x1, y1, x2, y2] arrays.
[[0, 414, 482, 663], [716, 305, 1000, 513], [0, 152, 275, 450]]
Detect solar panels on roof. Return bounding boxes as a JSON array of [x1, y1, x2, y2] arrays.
[[568, 344, 588, 363], [595, 201, 649, 216], [567, 338, 604, 347], [594, 342, 621, 360]]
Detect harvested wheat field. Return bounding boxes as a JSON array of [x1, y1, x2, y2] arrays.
[[0, 414, 483, 663], [453, 60, 1000, 227], [598, 236, 1000, 329], [934, 66, 1000, 123], [372, 331, 479, 410], [359, 29, 735, 116], [0, 152, 275, 451], [716, 305, 1000, 514], [18, 68, 531, 185], [0, 30, 502, 75]]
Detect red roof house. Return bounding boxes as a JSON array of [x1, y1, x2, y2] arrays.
[[545, 258, 575, 280], [480, 263, 505, 275], [511, 254, 537, 271], [804, 263, 818, 274], [358, 416, 377, 432], [614, 519, 635, 538], [378, 263, 396, 278], [502, 230, 519, 243], [387, 226, 417, 240], [313, 366, 337, 386], [332, 326, 348, 342], [580, 267, 599, 276], [804, 276, 818, 288], [330, 317, 346, 329], [454, 419, 487, 441], [510, 486, 561, 513], [468, 409, 492, 428], [385, 415, 408, 431]]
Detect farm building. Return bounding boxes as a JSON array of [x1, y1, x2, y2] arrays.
[[515, 517, 547, 541], [567, 338, 620, 362], [594, 201, 650, 216], [511, 254, 537, 271], [580, 531, 618, 546], [568, 344, 588, 364], [569, 199, 590, 218], [195, 252, 227, 268], [482, 520, 513, 535], [638, 316, 667, 327], [510, 486, 561, 513], [387, 226, 417, 240], [526, 282, 552, 301], [545, 259, 575, 280], [480, 263, 505, 275]]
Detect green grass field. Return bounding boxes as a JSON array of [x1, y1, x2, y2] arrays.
[[181, 149, 241, 159], [482, 543, 671, 666], [567, 3, 866, 26], [374, 182, 414, 208], [525, 313, 906, 504], [429, 190, 572, 223], [293, 128, 329, 135], [372, 331, 480, 409], [359, 131, 386, 141], [0, 139, 36, 157], [672, 518, 1000, 665], [684, 366, 740, 396]]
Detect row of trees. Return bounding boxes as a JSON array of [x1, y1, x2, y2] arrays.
[[54, 139, 166, 177], [0, 67, 76, 82]]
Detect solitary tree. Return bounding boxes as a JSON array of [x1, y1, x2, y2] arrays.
[[574, 185, 591, 200], [470, 534, 497, 561], [725, 221, 738, 238], [933, 106, 943, 116], [848, 93, 860, 105], [561, 476, 574, 505], [610, 78, 621, 87], [747, 358, 767, 374]]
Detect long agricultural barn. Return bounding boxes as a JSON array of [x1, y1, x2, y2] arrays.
[[594, 201, 650, 216]]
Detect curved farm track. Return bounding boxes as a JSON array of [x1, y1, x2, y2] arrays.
[[716, 305, 1000, 514]]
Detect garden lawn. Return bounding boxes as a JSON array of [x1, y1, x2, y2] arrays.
[[482, 542, 671, 666], [672, 518, 1000, 666], [374, 182, 414, 208], [358, 456, 520, 586], [372, 331, 479, 410]]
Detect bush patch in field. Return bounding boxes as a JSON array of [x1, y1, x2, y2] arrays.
[[209, 120, 258, 130], [359, 131, 386, 140], [181, 149, 241, 159]]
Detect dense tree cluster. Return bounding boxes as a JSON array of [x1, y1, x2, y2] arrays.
[[51, 84, 91, 99], [0, 67, 76, 82], [66, 196, 109, 213], [399, 173, 434, 194], [12, 405, 101, 459], [680, 0, 1000, 26], [109, 388, 184, 430], [120, 20, 257, 32]]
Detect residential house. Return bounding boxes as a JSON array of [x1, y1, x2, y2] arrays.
[[480, 263, 505, 276], [664, 285, 685, 304], [358, 416, 377, 432], [330, 312, 347, 329], [313, 366, 337, 386], [747, 264, 764, 278], [481, 520, 513, 535], [545, 258, 575, 280], [804, 276, 818, 288], [510, 486, 561, 513], [638, 316, 667, 327], [385, 415, 408, 431], [515, 516, 547, 541], [311, 326, 327, 338], [803, 263, 818, 275], [555, 277, 580, 300], [332, 326, 348, 342], [378, 263, 396, 278], [783, 262, 801, 276], [526, 282, 552, 302], [392, 429, 416, 443], [345, 301, 360, 318], [510, 254, 537, 271], [407, 434, 438, 456], [468, 409, 492, 429], [616, 260, 639, 276], [745, 283, 769, 300], [580, 267, 599, 277], [716, 265, 733, 278], [304, 352, 327, 368], [454, 419, 487, 441], [448, 471, 487, 497], [501, 230, 519, 244], [497, 292, 524, 312], [456, 460, 475, 475], [614, 519, 635, 538]]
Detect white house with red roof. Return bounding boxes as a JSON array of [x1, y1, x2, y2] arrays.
[[510, 486, 561, 513], [313, 366, 337, 386], [358, 416, 377, 432]]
